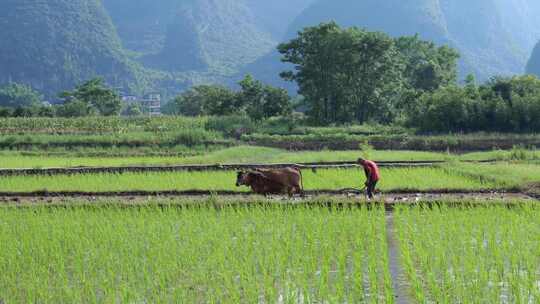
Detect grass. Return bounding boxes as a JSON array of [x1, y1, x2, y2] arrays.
[[453, 162, 540, 188], [0, 146, 448, 168], [0, 146, 528, 169], [243, 132, 540, 152], [395, 204, 540, 303], [0, 166, 502, 193], [0, 204, 391, 303], [460, 147, 540, 161]]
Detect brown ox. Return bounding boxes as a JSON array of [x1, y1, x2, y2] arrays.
[[236, 167, 304, 196]]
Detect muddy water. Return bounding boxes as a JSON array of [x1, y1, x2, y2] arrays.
[[386, 212, 412, 304], [0, 191, 535, 206]]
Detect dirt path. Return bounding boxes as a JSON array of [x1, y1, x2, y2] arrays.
[[0, 160, 499, 176], [0, 190, 534, 205]]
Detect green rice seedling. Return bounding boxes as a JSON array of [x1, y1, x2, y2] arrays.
[[0, 146, 455, 169], [453, 162, 540, 188], [395, 204, 540, 303], [242, 132, 540, 152], [0, 203, 392, 303], [0, 166, 500, 193], [303, 167, 499, 191]]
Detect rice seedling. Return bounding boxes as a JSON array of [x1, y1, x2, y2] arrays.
[[0, 146, 453, 169], [0, 167, 501, 193], [0, 204, 392, 303], [463, 147, 540, 161], [452, 162, 540, 188], [395, 204, 540, 303], [243, 132, 540, 152]]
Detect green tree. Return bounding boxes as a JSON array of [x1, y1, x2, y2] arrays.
[[169, 78, 291, 120], [279, 22, 401, 124], [0, 107, 12, 117], [13, 106, 35, 117], [60, 78, 122, 116], [412, 86, 472, 132], [170, 90, 205, 116], [262, 85, 292, 118], [169, 85, 237, 116], [394, 35, 460, 115], [0, 83, 42, 108], [36, 106, 56, 117], [395, 35, 459, 92], [238, 75, 291, 120], [485, 75, 540, 132], [409, 75, 540, 133], [56, 100, 96, 117], [279, 22, 343, 124], [123, 103, 143, 116], [238, 75, 265, 120]]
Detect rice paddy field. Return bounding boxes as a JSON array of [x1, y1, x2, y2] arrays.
[[1, 146, 539, 169], [0, 147, 448, 168], [0, 204, 392, 303], [0, 166, 507, 193], [395, 205, 540, 303], [0, 202, 538, 303], [1, 117, 539, 303]]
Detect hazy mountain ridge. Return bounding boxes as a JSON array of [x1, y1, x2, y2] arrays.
[[2, 0, 540, 99], [526, 42, 540, 77], [245, 0, 316, 39], [279, 0, 540, 81], [0, 0, 309, 97], [0, 0, 142, 96], [105, 0, 279, 74], [102, 0, 180, 55]]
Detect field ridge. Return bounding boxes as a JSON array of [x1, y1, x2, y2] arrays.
[[0, 159, 500, 176]]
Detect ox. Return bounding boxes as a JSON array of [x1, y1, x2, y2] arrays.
[[236, 167, 304, 196]]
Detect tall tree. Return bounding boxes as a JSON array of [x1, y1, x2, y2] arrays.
[[395, 35, 460, 114], [60, 78, 122, 116], [169, 85, 237, 116], [395, 35, 460, 92], [0, 83, 42, 108], [238, 75, 291, 120], [279, 22, 400, 124]]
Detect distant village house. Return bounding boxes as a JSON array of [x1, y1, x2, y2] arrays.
[[121, 93, 162, 116]]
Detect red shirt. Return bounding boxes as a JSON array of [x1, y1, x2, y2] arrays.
[[362, 160, 380, 181]]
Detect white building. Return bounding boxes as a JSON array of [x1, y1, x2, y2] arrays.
[[120, 93, 161, 116], [143, 93, 161, 116]]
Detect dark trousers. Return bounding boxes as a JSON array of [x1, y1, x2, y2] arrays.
[[366, 179, 378, 198]]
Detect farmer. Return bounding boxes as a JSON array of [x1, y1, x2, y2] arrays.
[[357, 158, 380, 199]]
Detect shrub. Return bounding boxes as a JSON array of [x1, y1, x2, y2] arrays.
[[206, 115, 255, 138]]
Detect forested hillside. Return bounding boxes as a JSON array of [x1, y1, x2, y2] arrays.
[[2, 0, 540, 100], [245, 0, 315, 39], [0, 0, 311, 98], [102, 0, 179, 55], [0, 0, 144, 97], [286, 0, 447, 42], [105, 0, 279, 74], [146, 0, 274, 74], [526, 42, 540, 77], [278, 0, 540, 81]]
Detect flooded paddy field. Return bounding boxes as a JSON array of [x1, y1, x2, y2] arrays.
[[0, 199, 538, 303]]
